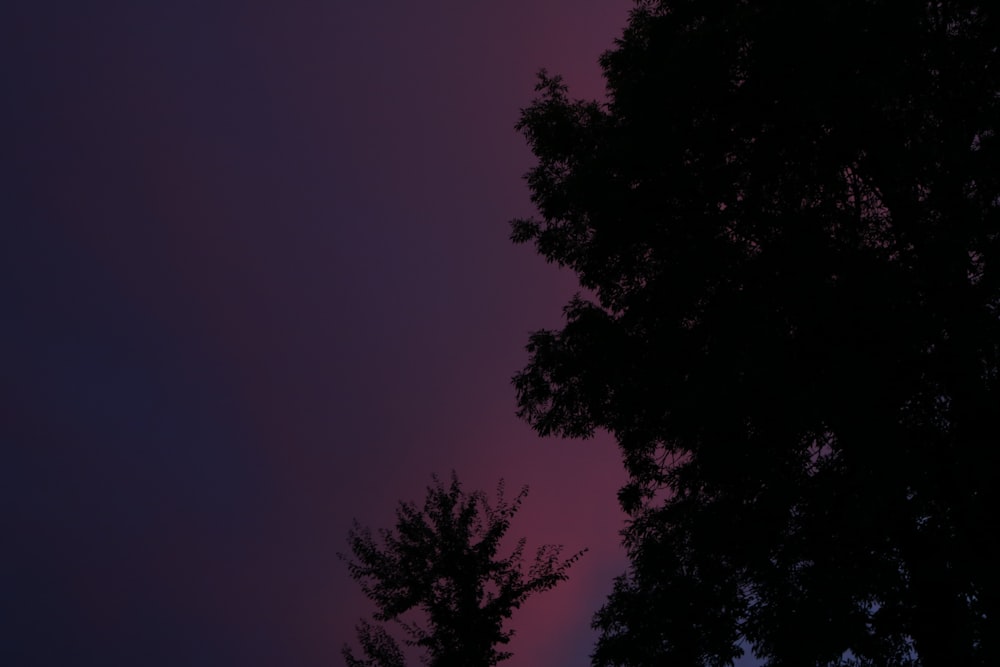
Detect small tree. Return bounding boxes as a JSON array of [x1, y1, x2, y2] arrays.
[[341, 472, 585, 667]]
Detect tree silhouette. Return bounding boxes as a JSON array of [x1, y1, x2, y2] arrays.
[[341, 473, 585, 667], [513, 1, 998, 665]]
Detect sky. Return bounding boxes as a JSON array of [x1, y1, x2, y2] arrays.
[[2, 2, 640, 666]]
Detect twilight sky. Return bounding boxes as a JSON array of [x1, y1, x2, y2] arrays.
[[3, 2, 639, 666]]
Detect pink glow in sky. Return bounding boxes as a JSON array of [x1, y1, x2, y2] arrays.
[[4, 2, 636, 666]]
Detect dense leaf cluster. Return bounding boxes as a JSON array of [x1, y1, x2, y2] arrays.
[[342, 474, 584, 667], [513, 1, 999, 665]]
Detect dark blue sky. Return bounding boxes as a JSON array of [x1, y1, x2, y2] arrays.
[[3, 2, 643, 666]]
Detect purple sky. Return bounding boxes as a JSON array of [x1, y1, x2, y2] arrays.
[[3, 2, 640, 666]]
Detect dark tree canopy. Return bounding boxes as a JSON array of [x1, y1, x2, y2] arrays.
[[513, 1, 999, 665], [341, 473, 585, 667]]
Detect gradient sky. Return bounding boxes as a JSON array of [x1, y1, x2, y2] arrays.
[[3, 2, 641, 666]]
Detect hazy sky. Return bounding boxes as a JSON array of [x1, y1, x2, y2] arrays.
[[3, 2, 639, 666]]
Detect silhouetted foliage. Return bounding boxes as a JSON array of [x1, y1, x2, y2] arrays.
[[341, 473, 585, 667], [513, 2, 999, 665]]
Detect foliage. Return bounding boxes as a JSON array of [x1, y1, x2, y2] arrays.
[[341, 473, 585, 667], [513, 1, 999, 665]]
